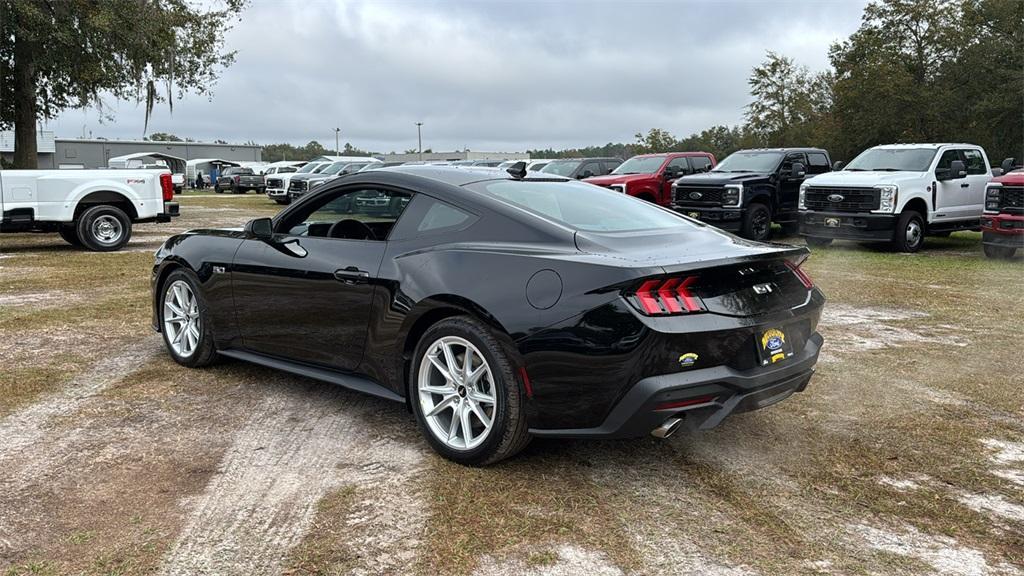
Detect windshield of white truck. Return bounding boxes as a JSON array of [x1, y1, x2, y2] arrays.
[[296, 163, 321, 174], [712, 152, 782, 173], [844, 148, 937, 172]]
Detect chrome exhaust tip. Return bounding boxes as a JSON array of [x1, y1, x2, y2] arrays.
[[651, 417, 683, 439]]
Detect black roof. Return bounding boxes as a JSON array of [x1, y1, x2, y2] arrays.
[[372, 165, 514, 187], [736, 147, 828, 154]]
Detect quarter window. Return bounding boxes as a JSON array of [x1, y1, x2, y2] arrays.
[[417, 200, 472, 232]]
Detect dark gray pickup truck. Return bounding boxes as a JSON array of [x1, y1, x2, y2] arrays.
[[216, 167, 265, 194]]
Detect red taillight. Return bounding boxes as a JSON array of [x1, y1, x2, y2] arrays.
[[785, 260, 814, 289], [159, 172, 173, 201], [234, 175, 241, 183], [632, 275, 704, 315]]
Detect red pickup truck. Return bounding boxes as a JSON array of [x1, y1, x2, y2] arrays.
[[981, 163, 1023, 259], [583, 152, 716, 206]]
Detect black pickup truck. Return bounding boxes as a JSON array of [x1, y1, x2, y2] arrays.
[[670, 148, 832, 241], [215, 167, 265, 194]]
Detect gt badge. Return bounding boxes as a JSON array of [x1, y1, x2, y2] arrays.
[[678, 353, 699, 368], [760, 328, 787, 364]]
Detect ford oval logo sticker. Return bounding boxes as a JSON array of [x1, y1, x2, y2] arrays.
[[689, 191, 703, 200], [828, 194, 844, 202]]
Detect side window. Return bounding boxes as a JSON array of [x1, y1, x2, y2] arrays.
[[961, 149, 986, 175], [579, 162, 602, 178], [688, 156, 712, 173], [807, 153, 829, 174], [666, 157, 692, 175], [935, 149, 960, 172], [278, 188, 413, 241], [417, 200, 472, 232], [781, 153, 807, 172], [602, 160, 622, 174]]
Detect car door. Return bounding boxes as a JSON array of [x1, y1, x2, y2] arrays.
[[661, 156, 693, 200], [959, 148, 990, 218], [933, 149, 974, 221], [777, 153, 807, 214], [231, 186, 413, 370]]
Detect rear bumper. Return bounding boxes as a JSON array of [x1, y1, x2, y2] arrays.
[[671, 205, 743, 231], [529, 332, 822, 439], [800, 211, 896, 241], [981, 214, 1024, 246], [139, 202, 179, 223]]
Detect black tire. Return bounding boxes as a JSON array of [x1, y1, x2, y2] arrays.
[[892, 210, 925, 253], [410, 317, 531, 466], [805, 236, 833, 248], [75, 205, 132, 252], [158, 269, 218, 368], [214, 185, 222, 194], [742, 203, 772, 242], [983, 244, 1017, 259], [58, 224, 82, 247]]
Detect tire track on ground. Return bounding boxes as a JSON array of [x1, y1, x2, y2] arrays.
[[159, 378, 427, 576]]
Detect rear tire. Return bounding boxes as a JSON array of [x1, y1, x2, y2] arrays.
[[410, 317, 531, 466], [983, 244, 1017, 259], [58, 225, 82, 247], [742, 203, 772, 242], [76, 205, 132, 252], [159, 269, 218, 368], [805, 236, 833, 248], [892, 210, 924, 253]]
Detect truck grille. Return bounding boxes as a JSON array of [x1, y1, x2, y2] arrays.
[[674, 185, 725, 205], [804, 186, 879, 212], [998, 186, 1024, 213], [266, 178, 282, 188], [289, 180, 307, 192]]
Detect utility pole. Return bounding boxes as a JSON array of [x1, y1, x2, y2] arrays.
[[334, 127, 340, 156], [416, 122, 423, 161]]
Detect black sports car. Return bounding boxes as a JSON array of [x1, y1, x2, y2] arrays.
[[152, 166, 825, 465]]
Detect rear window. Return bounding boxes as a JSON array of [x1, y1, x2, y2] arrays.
[[471, 180, 690, 232]]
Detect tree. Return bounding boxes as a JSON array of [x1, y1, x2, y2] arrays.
[[633, 128, 678, 154], [148, 132, 184, 142], [744, 52, 821, 147], [0, 0, 247, 168]]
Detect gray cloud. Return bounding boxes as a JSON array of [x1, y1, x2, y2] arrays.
[[50, 0, 867, 153]]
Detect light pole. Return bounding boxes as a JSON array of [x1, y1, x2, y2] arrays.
[[415, 122, 423, 161], [334, 127, 340, 156]]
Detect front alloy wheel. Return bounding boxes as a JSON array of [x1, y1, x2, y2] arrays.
[[418, 336, 497, 451], [160, 270, 218, 367]]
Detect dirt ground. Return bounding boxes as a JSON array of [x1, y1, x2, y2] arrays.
[[1, 192, 1022, 575]]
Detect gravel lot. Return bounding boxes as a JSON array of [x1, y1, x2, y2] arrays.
[[1, 192, 1022, 575]]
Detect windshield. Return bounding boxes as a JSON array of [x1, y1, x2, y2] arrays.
[[319, 163, 347, 175], [713, 152, 782, 173], [844, 148, 937, 172], [612, 155, 666, 175], [472, 180, 690, 232], [540, 160, 582, 177], [296, 163, 321, 174]]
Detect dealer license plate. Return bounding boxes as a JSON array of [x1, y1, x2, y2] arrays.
[[824, 217, 840, 228], [757, 327, 793, 366], [688, 212, 700, 219]]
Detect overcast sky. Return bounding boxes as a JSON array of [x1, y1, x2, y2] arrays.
[[48, 0, 868, 153]]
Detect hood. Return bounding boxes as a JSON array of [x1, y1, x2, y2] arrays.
[[573, 222, 805, 273], [583, 173, 656, 186], [804, 170, 926, 187], [673, 171, 773, 187], [993, 171, 1024, 186]]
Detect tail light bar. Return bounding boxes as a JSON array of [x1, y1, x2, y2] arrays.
[[784, 259, 814, 289], [630, 275, 705, 316], [159, 172, 174, 202]]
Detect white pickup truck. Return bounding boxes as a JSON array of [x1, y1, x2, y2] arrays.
[[799, 143, 991, 252], [0, 169, 179, 251]]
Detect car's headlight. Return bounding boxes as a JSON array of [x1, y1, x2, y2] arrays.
[[799, 182, 809, 210], [876, 185, 898, 213], [985, 184, 1001, 212], [722, 184, 743, 207]]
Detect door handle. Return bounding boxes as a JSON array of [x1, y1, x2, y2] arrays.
[[960, 183, 970, 188], [334, 266, 370, 284]]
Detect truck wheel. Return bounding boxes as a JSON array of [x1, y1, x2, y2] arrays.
[[214, 185, 222, 194], [76, 205, 132, 252], [59, 225, 83, 247], [983, 244, 1016, 259], [805, 236, 832, 248], [893, 210, 924, 253], [742, 203, 772, 242]]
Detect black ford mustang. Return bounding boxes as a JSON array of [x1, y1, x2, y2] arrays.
[[152, 166, 825, 465]]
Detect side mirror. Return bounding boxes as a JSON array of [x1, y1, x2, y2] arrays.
[[1002, 158, 1016, 173], [245, 217, 273, 240], [992, 168, 1004, 177], [789, 162, 806, 179], [950, 160, 967, 179], [833, 160, 845, 171], [663, 167, 680, 180]]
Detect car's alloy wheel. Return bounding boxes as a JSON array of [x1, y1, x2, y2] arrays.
[[163, 279, 201, 358], [417, 336, 497, 451]]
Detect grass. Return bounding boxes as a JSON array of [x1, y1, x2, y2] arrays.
[[282, 486, 362, 575]]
